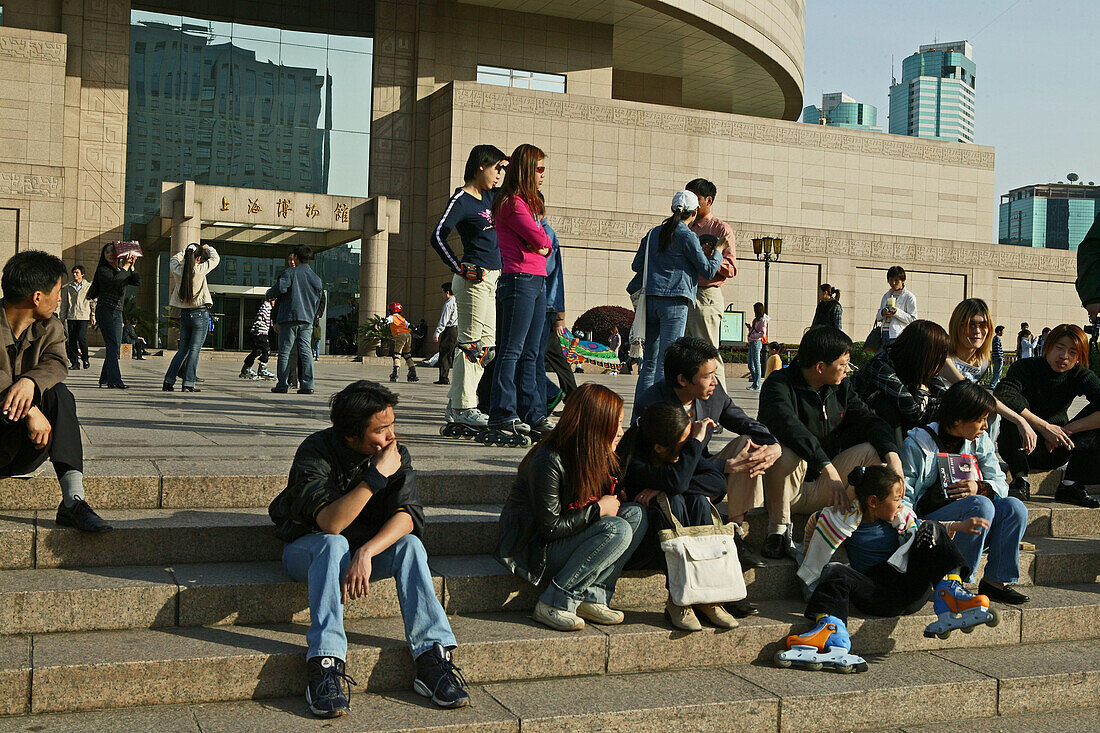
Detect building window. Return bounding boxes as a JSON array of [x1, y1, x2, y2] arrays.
[[476, 65, 566, 93]]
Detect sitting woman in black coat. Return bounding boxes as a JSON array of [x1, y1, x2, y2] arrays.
[[495, 383, 647, 632]]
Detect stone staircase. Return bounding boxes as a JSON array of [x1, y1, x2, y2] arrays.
[[0, 462, 1097, 731]]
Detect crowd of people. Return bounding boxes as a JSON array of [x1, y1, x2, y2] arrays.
[[3, 152, 1100, 719]]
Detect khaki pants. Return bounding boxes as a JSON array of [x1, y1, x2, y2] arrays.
[[685, 286, 727, 390], [714, 435, 763, 522], [448, 268, 500, 410], [763, 442, 882, 529]]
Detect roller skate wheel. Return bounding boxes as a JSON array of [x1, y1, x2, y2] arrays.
[[835, 662, 853, 674], [855, 661, 868, 673], [802, 661, 823, 671], [772, 651, 792, 668], [986, 608, 1000, 628], [439, 425, 450, 436], [520, 435, 533, 447], [936, 631, 950, 640], [961, 625, 974, 634]]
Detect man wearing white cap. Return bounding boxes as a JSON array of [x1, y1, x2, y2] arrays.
[[628, 190, 725, 403]]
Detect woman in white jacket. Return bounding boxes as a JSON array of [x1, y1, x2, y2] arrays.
[[162, 243, 220, 392]]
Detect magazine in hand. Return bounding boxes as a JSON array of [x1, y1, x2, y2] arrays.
[[937, 452, 982, 489], [113, 240, 143, 259]]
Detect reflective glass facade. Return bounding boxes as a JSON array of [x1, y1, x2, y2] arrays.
[[999, 184, 1100, 249], [125, 11, 373, 348], [802, 93, 880, 132], [888, 41, 975, 143]]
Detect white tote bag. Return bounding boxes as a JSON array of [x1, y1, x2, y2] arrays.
[[628, 232, 654, 344], [657, 494, 747, 606]]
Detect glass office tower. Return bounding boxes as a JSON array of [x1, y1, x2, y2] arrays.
[[802, 92, 881, 132], [1000, 183, 1100, 250], [888, 40, 975, 143]]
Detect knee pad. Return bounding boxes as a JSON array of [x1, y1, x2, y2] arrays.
[[458, 342, 495, 365]]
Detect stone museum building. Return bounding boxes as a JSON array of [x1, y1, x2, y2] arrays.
[[0, 0, 1083, 348]]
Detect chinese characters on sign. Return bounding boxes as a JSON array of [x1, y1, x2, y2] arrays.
[[305, 203, 320, 219], [247, 198, 262, 214], [220, 197, 230, 211], [334, 203, 349, 223], [276, 198, 292, 218]]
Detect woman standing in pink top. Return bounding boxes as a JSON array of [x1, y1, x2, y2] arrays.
[[487, 144, 554, 443]]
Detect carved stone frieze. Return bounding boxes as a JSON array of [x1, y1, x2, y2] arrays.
[[0, 172, 63, 199], [0, 35, 65, 63]]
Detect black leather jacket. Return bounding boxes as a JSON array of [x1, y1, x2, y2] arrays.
[[494, 444, 600, 585]]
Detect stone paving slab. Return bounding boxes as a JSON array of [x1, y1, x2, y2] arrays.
[[732, 651, 997, 733], [1015, 582, 1100, 643], [0, 460, 160, 511], [0, 515, 34, 571], [898, 707, 1100, 733], [1030, 535, 1100, 584], [933, 640, 1100, 716], [0, 636, 29, 716]]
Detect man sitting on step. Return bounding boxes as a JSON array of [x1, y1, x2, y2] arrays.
[[269, 380, 469, 718], [0, 251, 111, 533]]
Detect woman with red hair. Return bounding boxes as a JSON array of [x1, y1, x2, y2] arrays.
[[995, 323, 1100, 509], [487, 144, 553, 443], [495, 383, 647, 631]]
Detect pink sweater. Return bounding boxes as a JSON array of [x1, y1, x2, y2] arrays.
[[495, 195, 551, 275]]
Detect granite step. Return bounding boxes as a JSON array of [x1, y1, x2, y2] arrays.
[[2, 593, 1098, 717], [4, 499, 1098, 571]]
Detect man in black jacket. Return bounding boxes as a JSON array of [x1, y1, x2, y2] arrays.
[[269, 381, 469, 717], [634, 337, 781, 573], [758, 327, 902, 559]]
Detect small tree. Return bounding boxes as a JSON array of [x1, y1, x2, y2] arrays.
[[572, 305, 634, 346]]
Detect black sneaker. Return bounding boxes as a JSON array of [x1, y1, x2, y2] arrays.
[[69, 363, 80, 371], [724, 598, 759, 618], [761, 532, 788, 560], [734, 533, 766, 569], [297, 388, 315, 395], [82, 360, 90, 370], [305, 656, 357, 718], [1007, 476, 1031, 502], [271, 386, 289, 394], [1054, 481, 1100, 509], [413, 643, 471, 708], [978, 579, 1029, 605], [56, 499, 112, 533]]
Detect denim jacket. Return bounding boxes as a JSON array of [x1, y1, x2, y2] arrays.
[[627, 221, 721, 301], [901, 422, 1009, 511]]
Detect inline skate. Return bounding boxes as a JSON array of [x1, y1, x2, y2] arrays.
[[439, 406, 490, 440], [774, 614, 868, 673], [527, 417, 555, 441], [923, 576, 999, 639], [480, 419, 532, 448]]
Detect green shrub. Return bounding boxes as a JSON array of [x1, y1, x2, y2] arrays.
[[572, 305, 634, 347]]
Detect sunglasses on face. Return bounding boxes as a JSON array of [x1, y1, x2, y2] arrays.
[[535, 166, 545, 173]]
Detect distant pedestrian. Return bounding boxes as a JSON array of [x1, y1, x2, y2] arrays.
[[122, 319, 147, 360], [59, 265, 94, 371], [268, 245, 323, 395], [540, 215, 576, 408], [163, 243, 220, 393], [88, 242, 140, 389], [385, 302, 419, 383], [434, 282, 458, 385], [240, 297, 276, 380], [990, 325, 1005, 388], [876, 266, 917, 348], [746, 302, 768, 390], [1037, 327, 1050, 355], [290, 289, 327, 386], [1017, 322, 1035, 359], [765, 341, 784, 377], [811, 283, 842, 331]]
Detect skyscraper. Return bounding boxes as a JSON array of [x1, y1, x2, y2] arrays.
[[999, 182, 1100, 249], [802, 92, 881, 132], [889, 40, 975, 143]]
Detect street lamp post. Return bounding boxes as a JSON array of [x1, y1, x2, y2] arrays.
[[751, 236, 783, 315]]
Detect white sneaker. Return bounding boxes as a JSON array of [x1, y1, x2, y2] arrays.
[[533, 601, 584, 631], [665, 598, 702, 632], [576, 602, 624, 625], [696, 603, 739, 629], [455, 408, 489, 428]]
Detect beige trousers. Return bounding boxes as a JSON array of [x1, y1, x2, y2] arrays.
[[447, 268, 500, 410], [763, 442, 882, 529], [685, 286, 727, 390], [713, 435, 763, 521]]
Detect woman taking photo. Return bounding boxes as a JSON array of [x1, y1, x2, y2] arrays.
[[88, 243, 140, 389], [629, 190, 722, 402], [994, 323, 1100, 507], [746, 302, 768, 390], [810, 284, 842, 331], [488, 144, 553, 442], [431, 144, 508, 433], [495, 383, 647, 631], [162, 243, 220, 392]]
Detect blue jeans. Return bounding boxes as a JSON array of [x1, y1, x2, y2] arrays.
[[989, 358, 1004, 388], [95, 305, 124, 387], [538, 311, 557, 409], [490, 273, 546, 426], [540, 503, 647, 611], [924, 495, 1027, 584], [635, 296, 690, 402], [748, 340, 764, 388], [277, 321, 314, 390], [283, 533, 456, 660], [164, 307, 210, 388]]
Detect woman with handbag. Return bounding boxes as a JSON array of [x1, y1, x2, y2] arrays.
[[617, 401, 741, 631], [629, 190, 723, 404], [494, 383, 647, 632], [901, 381, 1029, 605], [811, 284, 841, 331], [162, 243, 220, 393], [88, 243, 140, 389], [746, 302, 768, 390]]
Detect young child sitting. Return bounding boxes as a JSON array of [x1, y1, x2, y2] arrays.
[[617, 401, 740, 632], [776, 465, 996, 672], [765, 342, 784, 378], [122, 319, 147, 360]]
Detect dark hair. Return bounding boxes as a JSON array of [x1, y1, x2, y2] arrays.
[[178, 244, 200, 303], [1020, 322, 1029, 329], [1043, 323, 1090, 368], [634, 401, 691, 463], [794, 326, 852, 368], [441, 282, 453, 295], [753, 302, 765, 319], [72, 265, 84, 275], [463, 144, 508, 184], [685, 178, 717, 200], [995, 325, 1004, 335], [664, 336, 719, 386], [493, 144, 546, 221], [768, 341, 783, 352], [657, 207, 695, 252], [1041, 327, 1050, 335], [292, 245, 313, 263], [937, 380, 996, 427], [329, 380, 399, 440], [1, 250, 68, 303], [886, 266, 906, 281], [885, 320, 950, 390], [819, 283, 840, 301], [848, 465, 902, 510]]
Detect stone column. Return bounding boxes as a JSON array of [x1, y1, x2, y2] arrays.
[[359, 196, 400, 353]]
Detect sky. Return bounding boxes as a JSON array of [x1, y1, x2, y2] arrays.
[[803, 0, 1100, 236]]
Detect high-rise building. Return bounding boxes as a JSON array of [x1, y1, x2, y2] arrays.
[[889, 40, 975, 143], [1000, 182, 1100, 249], [802, 92, 881, 131]]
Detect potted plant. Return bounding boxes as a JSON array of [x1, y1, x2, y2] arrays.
[[357, 314, 389, 356]]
